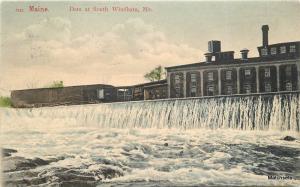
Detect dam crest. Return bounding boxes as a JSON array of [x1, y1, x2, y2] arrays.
[[3, 94, 300, 132]]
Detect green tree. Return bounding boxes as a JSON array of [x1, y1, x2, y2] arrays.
[[47, 81, 64, 88], [144, 65, 166, 82], [0, 96, 12, 107]]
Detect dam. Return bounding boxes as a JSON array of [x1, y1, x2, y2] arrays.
[[1, 94, 300, 186], [4, 93, 300, 131]]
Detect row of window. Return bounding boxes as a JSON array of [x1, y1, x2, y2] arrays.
[[172, 65, 295, 97], [261, 45, 296, 56], [196, 81, 293, 96], [174, 66, 292, 83], [205, 81, 293, 96], [146, 89, 167, 100], [243, 82, 292, 94], [175, 81, 294, 97]]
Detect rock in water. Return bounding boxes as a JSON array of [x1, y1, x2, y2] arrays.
[[2, 148, 17, 157], [283, 136, 296, 141], [2, 157, 49, 172], [2, 156, 66, 172]]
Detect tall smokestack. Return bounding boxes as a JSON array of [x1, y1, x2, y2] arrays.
[[262, 25, 269, 47]]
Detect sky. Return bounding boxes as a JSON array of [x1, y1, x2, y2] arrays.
[[1, 1, 300, 95]]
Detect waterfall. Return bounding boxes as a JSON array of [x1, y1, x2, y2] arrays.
[[1, 94, 300, 131]]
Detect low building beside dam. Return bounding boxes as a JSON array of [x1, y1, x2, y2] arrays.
[[144, 80, 168, 100], [10, 25, 300, 108], [11, 80, 168, 107], [11, 84, 117, 108]]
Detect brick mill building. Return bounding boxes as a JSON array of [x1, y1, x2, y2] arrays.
[[166, 25, 300, 98]]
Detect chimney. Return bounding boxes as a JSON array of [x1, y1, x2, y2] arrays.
[[208, 40, 221, 53], [240, 49, 249, 60], [262, 25, 269, 47], [204, 53, 212, 63]]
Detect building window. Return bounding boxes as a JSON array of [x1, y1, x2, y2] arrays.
[[270, 47, 277, 55], [261, 48, 268, 56], [134, 87, 142, 93], [290, 45, 296, 53], [97, 89, 104, 99], [207, 85, 214, 95], [211, 56, 216, 61], [191, 73, 197, 86], [175, 74, 181, 84], [155, 89, 160, 98], [226, 70, 232, 80], [208, 72, 214, 81], [280, 46, 286, 54], [191, 73, 197, 81], [190, 73, 197, 97], [117, 88, 132, 101], [264, 83, 272, 92], [285, 66, 292, 77], [162, 89, 166, 96], [245, 69, 251, 76], [286, 82, 292, 91], [226, 85, 233, 95], [175, 85, 181, 97], [191, 87, 196, 97], [244, 85, 251, 94], [264, 68, 271, 78]]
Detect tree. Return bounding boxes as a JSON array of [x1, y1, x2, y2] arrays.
[[144, 65, 166, 82], [0, 96, 12, 107], [47, 81, 64, 88]]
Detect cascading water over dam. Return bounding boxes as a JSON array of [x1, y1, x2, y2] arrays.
[[2, 94, 300, 131], [1, 94, 300, 187]]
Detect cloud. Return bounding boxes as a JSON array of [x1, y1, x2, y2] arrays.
[[24, 17, 71, 42], [1, 17, 201, 91]]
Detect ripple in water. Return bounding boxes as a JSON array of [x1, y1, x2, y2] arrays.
[[1, 127, 300, 186]]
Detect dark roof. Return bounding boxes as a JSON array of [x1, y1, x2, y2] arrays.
[[144, 83, 168, 88], [166, 42, 300, 70], [116, 80, 167, 89], [12, 83, 114, 92], [166, 55, 299, 70], [132, 80, 167, 87], [258, 41, 300, 48]]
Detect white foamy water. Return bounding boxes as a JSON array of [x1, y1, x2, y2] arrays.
[[1, 95, 300, 186]]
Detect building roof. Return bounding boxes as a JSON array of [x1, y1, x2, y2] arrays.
[[117, 79, 167, 89], [132, 80, 167, 87], [166, 41, 300, 71], [144, 83, 168, 89], [12, 83, 115, 92], [166, 56, 299, 70], [258, 41, 300, 48]]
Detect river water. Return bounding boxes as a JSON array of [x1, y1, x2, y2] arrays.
[[1, 95, 300, 186]]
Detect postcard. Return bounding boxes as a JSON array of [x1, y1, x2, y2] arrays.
[[1, 0, 299, 186]]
